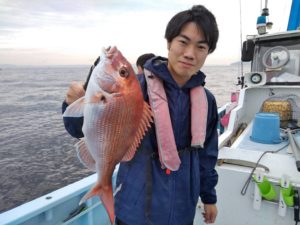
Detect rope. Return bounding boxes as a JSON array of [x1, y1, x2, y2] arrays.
[[240, 141, 289, 195]]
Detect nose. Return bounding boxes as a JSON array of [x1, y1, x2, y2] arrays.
[[183, 45, 196, 60]]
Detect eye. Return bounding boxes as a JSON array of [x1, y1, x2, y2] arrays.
[[179, 39, 187, 45], [119, 66, 129, 78], [198, 44, 209, 51]]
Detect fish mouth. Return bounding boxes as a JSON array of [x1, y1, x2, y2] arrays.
[[102, 46, 111, 53], [97, 46, 123, 95], [103, 46, 118, 59]]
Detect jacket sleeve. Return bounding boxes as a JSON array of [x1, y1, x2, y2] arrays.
[[199, 92, 219, 204], [62, 100, 84, 139]]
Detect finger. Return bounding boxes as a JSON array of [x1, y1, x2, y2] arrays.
[[70, 82, 85, 96], [202, 213, 215, 224], [66, 81, 85, 104], [70, 82, 85, 95]]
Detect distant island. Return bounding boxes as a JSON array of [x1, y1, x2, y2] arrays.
[[230, 61, 251, 66]]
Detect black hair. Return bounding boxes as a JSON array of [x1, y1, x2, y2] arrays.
[[164, 5, 219, 53], [136, 53, 155, 69]]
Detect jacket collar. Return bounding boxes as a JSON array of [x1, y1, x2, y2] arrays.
[[143, 56, 206, 89]]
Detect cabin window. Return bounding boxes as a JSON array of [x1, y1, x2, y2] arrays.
[[251, 39, 300, 84]]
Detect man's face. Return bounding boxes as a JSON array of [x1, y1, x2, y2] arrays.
[[167, 22, 209, 86]]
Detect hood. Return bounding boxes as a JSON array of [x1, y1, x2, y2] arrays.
[[143, 56, 206, 89]]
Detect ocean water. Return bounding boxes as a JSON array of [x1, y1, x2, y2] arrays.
[[0, 64, 249, 213]]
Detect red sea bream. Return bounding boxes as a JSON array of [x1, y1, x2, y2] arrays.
[[63, 46, 153, 224]]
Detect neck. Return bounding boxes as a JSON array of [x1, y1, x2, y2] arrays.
[[171, 75, 190, 87], [167, 63, 193, 87]]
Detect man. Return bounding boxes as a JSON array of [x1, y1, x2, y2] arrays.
[[136, 53, 155, 74], [63, 5, 219, 225]]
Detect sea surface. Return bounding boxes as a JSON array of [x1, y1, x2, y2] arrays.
[[0, 64, 249, 213]]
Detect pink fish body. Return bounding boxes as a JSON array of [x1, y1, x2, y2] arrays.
[[63, 46, 153, 224]]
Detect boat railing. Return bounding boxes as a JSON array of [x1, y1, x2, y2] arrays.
[[0, 168, 118, 225]]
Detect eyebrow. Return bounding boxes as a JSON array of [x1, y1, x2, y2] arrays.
[[179, 34, 208, 44]]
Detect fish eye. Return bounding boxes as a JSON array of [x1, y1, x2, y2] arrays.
[[119, 66, 129, 78]]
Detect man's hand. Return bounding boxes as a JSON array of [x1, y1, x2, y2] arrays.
[[202, 204, 217, 224], [65, 81, 85, 105]]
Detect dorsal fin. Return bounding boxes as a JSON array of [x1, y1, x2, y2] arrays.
[[121, 101, 153, 161], [75, 138, 96, 171]]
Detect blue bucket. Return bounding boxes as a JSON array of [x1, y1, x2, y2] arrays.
[[250, 112, 281, 144]]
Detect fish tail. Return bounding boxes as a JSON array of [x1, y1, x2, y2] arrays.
[[79, 183, 115, 224], [100, 185, 115, 224]]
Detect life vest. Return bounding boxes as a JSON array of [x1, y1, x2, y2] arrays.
[[144, 69, 208, 171]]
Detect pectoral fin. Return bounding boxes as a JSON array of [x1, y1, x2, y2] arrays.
[[63, 97, 85, 117]]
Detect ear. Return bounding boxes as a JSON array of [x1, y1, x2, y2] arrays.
[[137, 66, 143, 74], [167, 41, 171, 50]]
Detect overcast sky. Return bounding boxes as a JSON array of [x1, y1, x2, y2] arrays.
[[0, 0, 292, 65]]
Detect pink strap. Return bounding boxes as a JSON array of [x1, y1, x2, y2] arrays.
[[144, 70, 181, 171], [144, 69, 208, 171], [190, 87, 207, 148]]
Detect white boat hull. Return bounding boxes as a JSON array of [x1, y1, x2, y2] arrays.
[[214, 165, 295, 225]]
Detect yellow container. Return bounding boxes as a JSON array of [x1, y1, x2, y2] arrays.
[[261, 100, 292, 126]]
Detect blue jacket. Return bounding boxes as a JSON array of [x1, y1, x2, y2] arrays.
[[62, 57, 219, 225]]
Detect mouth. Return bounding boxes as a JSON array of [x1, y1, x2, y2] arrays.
[[102, 46, 112, 53], [103, 46, 117, 59], [179, 61, 194, 68]]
